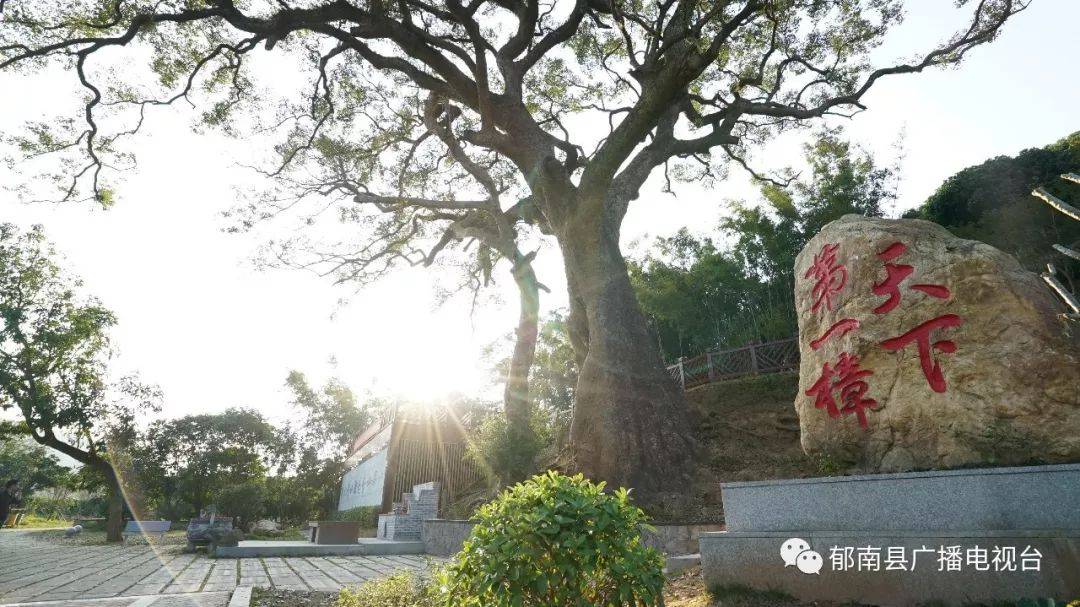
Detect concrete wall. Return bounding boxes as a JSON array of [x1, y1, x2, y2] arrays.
[[422, 520, 476, 557], [420, 519, 720, 557], [723, 463, 1080, 532], [701, 530, 1080, 605]]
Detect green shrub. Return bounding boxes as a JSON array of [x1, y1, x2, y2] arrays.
[[23, 494, 107, 519], [337, 571, 439, 607], [23, 495, 77, 520], [441, 471, 665, 607], [332, 505, 379, 528], [464, 411, 549, 486]]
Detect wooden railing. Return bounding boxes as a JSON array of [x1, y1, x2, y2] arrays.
[[666, 337, 800, 390]]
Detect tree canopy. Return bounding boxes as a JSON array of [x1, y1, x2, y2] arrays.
[[1, 0, 1026, 497], [0, 434, 73, 494], [630, 132, 894, 360], [905, 131, 1080, 291], [134, 406, 290, 515]]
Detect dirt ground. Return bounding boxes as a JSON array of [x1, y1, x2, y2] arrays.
[[668, 372, 822, 523], [252, 587, 337, 607]]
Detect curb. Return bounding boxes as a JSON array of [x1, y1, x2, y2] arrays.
[[228, 586, 253, 607]]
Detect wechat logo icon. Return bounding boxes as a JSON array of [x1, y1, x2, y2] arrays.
[[781, 538, 823, 575]]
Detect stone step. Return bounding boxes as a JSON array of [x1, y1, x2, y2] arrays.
[[214, 538, 425, 558], [664, 553, 700, 576]]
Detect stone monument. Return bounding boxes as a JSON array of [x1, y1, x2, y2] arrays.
[[701, 215, 1080, 604], [793, 215, 1080, 472]]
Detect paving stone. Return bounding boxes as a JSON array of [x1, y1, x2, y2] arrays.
[[0, 530, 427, 602]]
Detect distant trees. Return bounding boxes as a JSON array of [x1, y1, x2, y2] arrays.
[[127, 372, 379, 526], [905, 131, 1080, 291], [630, 134, 895, 361], [0, 434, 72, 495], [281, 371, 376, 519], [134, 408, 290, 519]]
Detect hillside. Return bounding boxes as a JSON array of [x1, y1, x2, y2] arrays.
[[903, 131, 1080, 282], [674, 372, 822, 523]]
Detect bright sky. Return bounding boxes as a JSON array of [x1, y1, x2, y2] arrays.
[[1, 1, 1078, 425]]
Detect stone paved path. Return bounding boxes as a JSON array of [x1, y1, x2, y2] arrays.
[[0, 531, 435, 605]]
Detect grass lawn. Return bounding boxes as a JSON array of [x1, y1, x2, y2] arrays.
[[23, 528, 190, 550], [7, 514, 73, 529]]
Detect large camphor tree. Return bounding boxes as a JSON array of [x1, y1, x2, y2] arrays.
[[0, 0, 1024, 501]]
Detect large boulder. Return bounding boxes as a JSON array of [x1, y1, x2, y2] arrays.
[[794, 215, 1080, 472]]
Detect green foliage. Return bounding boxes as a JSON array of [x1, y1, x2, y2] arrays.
[[285, 371, 373, 463], [133, 407, 287, 517], [465, 410, 549, 488], [481, 311, 578, 486], [213, 481, 266, 532], [441, 472, 665, 607], [22, 493, 108, 519], [155, 495, 194, 523], [263, 475, 320, 528], [279, 371, 377, 521], [631, 133, 894, 361], [332, 505, 380, 528], [0, 224, 158, 543], [905, 131, 1080, 287], [529, 313, 578, 422], [0, 223, 121, 455], [338, 572, 440, 607], [0, 435, 72, 494]]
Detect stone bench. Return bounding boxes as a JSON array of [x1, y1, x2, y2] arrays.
[[122, 520, 171, 542]]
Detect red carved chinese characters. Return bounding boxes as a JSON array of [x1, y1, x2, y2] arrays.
[[872, 242, 951, 314], [880, 314, 963, 393], [804, 243, 847, 314], [805, 352, 878, 429], [801, 238, 964, 430], [810, 318, 860, 350]]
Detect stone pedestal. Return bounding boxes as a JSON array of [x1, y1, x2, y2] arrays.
[[701, 464, 1080, 605], [307, 520, 361, 545]]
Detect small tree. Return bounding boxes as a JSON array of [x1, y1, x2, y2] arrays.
[[0, 224, 160, 541], [282, 371, 372, 517]]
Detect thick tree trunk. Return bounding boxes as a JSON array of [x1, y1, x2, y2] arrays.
[[30, 433, 127, 542], [502, 257, 541, 482], [105, 476, 124, 543], [558, 211, 695, 504]]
